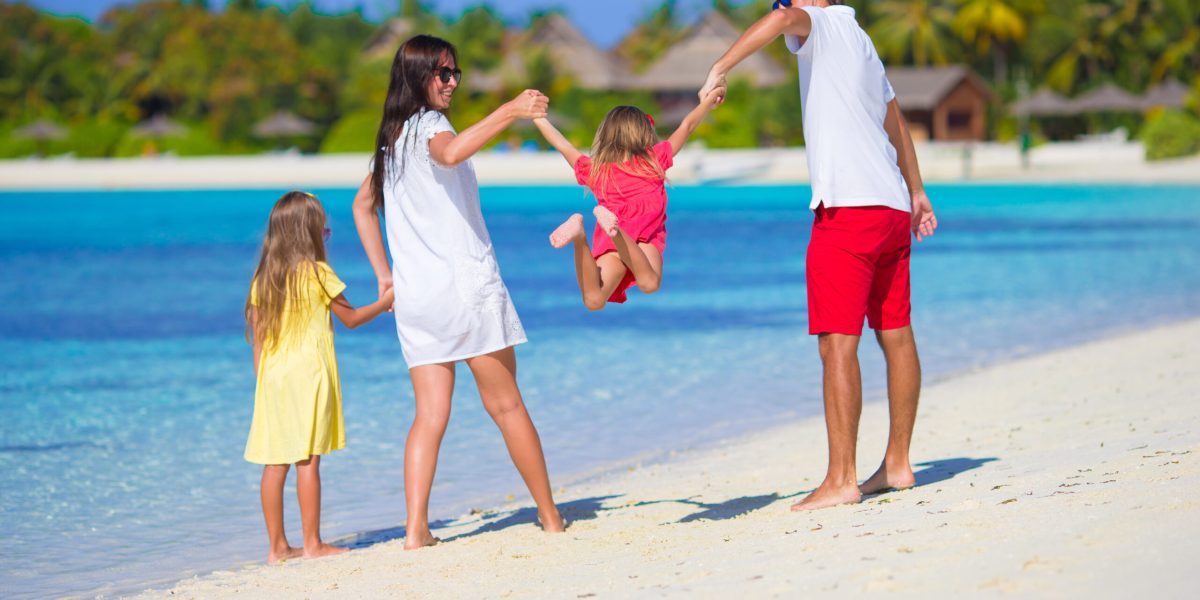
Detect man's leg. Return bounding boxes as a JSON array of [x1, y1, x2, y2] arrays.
[[860, 325, 920, 494], [791, 332, 865, 511]]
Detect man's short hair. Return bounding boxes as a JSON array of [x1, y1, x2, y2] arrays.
[[827, 0, 846, 5]]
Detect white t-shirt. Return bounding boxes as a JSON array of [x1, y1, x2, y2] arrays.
[[378, 109, 526, 367], [785, 5, 911, 213]]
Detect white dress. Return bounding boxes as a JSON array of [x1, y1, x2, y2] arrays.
[[379, 109, 526, 367]]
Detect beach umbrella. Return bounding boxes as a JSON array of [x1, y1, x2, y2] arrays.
[[1142, 80, 1190, 110], [132, 114, 186, 138], [1010, 88, 1076, 116], [252, 111, 316, 138], [1072, 83, 1143, 113], [13, 119, 67, 141]]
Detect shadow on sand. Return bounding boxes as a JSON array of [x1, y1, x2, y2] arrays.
[[340, 495, 620, 549]]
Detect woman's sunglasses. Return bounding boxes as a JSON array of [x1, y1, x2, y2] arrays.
[[434, 66, 463, 84]]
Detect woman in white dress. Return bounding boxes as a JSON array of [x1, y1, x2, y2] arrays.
[[352, 35, 564, 548]]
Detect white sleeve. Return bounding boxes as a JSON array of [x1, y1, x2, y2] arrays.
[[882, 73, 896, 103], [784, 6, 822, 54], [418, 110, 456, 168]]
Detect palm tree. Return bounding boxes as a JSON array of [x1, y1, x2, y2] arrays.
[[869, 0, 956, 66], [952, 0, 1041, 85]]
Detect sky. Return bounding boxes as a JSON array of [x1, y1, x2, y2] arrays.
[[25, 0, 743, 48]]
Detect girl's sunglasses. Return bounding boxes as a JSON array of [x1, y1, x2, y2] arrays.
[[434, 67, 463, 84], [772, 0, 792, 9], [322, 226, 331, 242]]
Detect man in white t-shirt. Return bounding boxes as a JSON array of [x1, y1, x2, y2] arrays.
[[700, 0, 938, 511]]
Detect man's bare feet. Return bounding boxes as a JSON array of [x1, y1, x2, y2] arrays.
[[859, 462, 916, 495], [267, 545, 303, 565], [403, 530, 440, 550], [302, 542, 349, 560], [549, 213, 585, 248], [593, 205, 619, 237], [538, 508, 567, 533], [790, 482, 862, 512]]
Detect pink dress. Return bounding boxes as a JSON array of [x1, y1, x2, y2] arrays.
[[573, 141, 673, 303]]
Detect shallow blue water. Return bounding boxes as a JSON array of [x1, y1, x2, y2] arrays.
[[1, 184, 1198, 598]]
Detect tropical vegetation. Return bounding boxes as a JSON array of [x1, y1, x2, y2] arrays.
[[0, 0, 1196, 158]]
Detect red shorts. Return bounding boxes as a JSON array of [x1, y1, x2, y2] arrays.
[[806, 204, 911, 336]]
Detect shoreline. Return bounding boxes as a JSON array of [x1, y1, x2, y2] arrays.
[[137, 317, 1200, 598], [4, 141, 1200, 191]]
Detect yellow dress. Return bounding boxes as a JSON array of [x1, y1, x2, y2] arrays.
[[244, 261, 346, 465]]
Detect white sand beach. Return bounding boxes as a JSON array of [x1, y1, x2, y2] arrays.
[[4, 142, 1200, 191], [138, 319, 1200, 598]]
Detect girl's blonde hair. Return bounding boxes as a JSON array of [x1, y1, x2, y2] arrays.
[[245, 191, 328, 351], [588, 105, 666, 193]]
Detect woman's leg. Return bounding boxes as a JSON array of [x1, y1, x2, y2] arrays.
[[261, 464, 301, 564], [404, 362, 455, 549], [295, 454, 348, 558], [594, 206, 663, 293], [551, 213, 630, 310], [465, 347, 565, 532]]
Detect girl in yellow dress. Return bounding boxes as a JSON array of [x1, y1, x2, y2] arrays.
[[244, 191, 394, 563]]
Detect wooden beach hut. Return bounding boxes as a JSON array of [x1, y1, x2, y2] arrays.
[[885, 66, 992, 141], [631, 12, 788, 125]]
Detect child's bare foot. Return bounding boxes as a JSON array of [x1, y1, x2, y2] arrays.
[[538, 508, 566, 533], [403, 530, 440, 550], [549, 213, 585, 248], [593, 206, 620, 238], [302, 542, 349, 559], [267, 545, 303, 565]]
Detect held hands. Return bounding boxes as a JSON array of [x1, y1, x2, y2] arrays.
[[379, 286, 395, 312], [378, 273, 394, 312], [911, 191, 938, 242], [698, 71, 728, 106], [509, 89, 549, 120]]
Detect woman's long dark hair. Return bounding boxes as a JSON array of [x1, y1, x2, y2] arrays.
[[370, 35, 458, 213]]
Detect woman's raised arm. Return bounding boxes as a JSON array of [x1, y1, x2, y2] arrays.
[[428, 90, 548, 167]]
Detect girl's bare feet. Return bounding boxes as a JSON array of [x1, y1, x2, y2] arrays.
[[302, 542, 349, 559], [593, 205, 619, 237], [538, 508, 567, 533], [550, 213, 585, 248], [267, 545, 303, 565], [403, 530, 440, 550]]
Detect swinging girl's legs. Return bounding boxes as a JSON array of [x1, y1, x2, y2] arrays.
[[403, 362, 455, 549], [465, 347, 565, 533], [550, 213, 632, 310], [260, 464, 303, 564], [594, 206, 662, 294]]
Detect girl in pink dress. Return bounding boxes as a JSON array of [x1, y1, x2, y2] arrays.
[[533, 90, 720, 309]]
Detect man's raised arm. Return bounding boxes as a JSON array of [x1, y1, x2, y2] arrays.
[[699, 5, 814, 103]]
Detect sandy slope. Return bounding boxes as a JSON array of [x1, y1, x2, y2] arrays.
[[138, 319, 1200, 599]]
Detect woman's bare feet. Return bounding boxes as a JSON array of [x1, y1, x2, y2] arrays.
[[593, 205, 619, 237], [403, 530, 440, 550], [859, 462, 916, 495], [790, 481, 862, 512], [538, 508, 567, 533], [267, 544, 303, 565], [549, 213, 585, 248], [302, 542, 349, 560]]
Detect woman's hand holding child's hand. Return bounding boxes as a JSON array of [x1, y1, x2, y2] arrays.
[[509, 90, 549, 120]]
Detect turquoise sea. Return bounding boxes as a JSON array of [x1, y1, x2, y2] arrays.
[[1, 184, 1199, 597]]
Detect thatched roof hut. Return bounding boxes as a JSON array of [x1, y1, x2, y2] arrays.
[[364, 18, 415, 59], [887, 66, 992, 141], [631, 12, 788, 92], [1011, 88, 1075, 116], [1141, 79, 1189, 110], [131, 115, 186, 138], [1073, 82, 1143, 112], [253, 111, 317, 138], [13, 119, 67, 141], [471, 14, 632, 93]]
